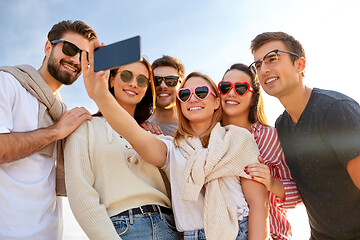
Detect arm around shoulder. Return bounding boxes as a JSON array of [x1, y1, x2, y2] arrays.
[[0, 128, 58, 163], [0, 107, 92, 164]]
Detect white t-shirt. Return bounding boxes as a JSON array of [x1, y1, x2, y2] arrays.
[[161, 138, 249, 232], [0, 71, 62, 240]]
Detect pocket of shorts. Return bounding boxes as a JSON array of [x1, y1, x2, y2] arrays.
[[112, 218, 130, 236]]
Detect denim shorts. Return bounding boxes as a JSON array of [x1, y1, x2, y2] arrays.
[[183, 216, 249, 240], [110, 207, 180, 240]]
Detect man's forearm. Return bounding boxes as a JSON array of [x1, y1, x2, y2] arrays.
[[0, 127, 58, 163]]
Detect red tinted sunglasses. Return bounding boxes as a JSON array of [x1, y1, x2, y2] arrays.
[[177, 85, 217, 103], [218, 81, 255, 96]]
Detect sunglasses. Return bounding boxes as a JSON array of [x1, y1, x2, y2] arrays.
[[177, 85, 217, 103], [154, 76, 180, 87], [117, 70, 149, 88], [218, 81, 255, 96], [51, 40, 88, 61]]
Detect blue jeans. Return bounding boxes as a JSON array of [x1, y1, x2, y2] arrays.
[[183, 217, 249, 240], [110, 208, 180, 240]]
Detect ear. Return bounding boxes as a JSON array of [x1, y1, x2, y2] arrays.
[[109, 75, 115, 88], [296, 57, 306, 74], [214, 96, 221, 110], [44, 40, 52, 58]]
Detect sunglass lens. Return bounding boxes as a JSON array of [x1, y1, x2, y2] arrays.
[[120, 70, 132, 82], [137, 75, 149, 88], [219, 82, 231, 94], [195, 86, 209, 99], [235, 83, 248, 95], [63, 42, 80, 57], [178, 89, 191, 102], [154, 76, 162, 86], [164, 76, 179, 87]]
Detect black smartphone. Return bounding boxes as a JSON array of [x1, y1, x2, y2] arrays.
[[94, 36, 141, 72]]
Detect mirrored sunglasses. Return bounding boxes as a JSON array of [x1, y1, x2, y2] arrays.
[[218, 81, 255, 96], [51, 40, 88, 61], [154, 76, 180, 87], [118, 70, 149, 88], [177, 85, 217, 103]]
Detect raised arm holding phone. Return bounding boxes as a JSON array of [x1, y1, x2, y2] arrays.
[[80, 40, 269, 240]]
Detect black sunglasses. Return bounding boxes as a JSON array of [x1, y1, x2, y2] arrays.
[[154, 76, 180, 87], [51, 40, 88, 61], [118, 70, 149, 88]]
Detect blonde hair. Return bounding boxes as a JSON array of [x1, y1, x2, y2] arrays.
[[173, 72, 222, 147]]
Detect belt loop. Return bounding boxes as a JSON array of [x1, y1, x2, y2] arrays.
[[139, 206, 145, 215], [129, 209, 134, 224], [156, 205, 164, 219]]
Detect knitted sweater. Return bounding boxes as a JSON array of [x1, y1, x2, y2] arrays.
[[178, 123, 260, 240], [64, 117, 171, 240]]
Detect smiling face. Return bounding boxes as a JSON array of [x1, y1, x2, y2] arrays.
[[253, 40, 303, 99], [153, 66, 180, 109], [46, 32, 90, 85], [220, 69, 254, 120], [110, 61, 149, 109], [180, 76, 220, 127]]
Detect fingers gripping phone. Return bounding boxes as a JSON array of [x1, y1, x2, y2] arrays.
[[94, 36, 141, 72]]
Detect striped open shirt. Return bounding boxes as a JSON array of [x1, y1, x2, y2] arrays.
[[251, 122, 302, 240]]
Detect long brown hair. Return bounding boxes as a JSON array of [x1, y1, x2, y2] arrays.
[[94, 58, 156, 124], [173, 72, 222, 147], [222, 63, 268, 126]]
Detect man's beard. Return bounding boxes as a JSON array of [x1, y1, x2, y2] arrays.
[[47, 50, 81, 85]]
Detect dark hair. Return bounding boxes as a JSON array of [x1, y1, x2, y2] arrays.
[[222, 63, 268, 126], [94, 58, 156, 124], [47, 20, 97, 42], [151, 55, 185, 79], [174, 72, 221, 147]]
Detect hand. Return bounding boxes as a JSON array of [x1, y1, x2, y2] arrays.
[[140, 121, 164, 135], [244, 156, 273, 191], [81, 40, 110, 101], [52, 107, 92, 139]]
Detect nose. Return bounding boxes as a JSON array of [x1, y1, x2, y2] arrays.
[[69, 52, 82, 64], [258, 62, 271, 76], [158, 79, 167, 88], [228, 87, 237, 96], [128, 76, 138, 87], [188, 92, 199, 102]]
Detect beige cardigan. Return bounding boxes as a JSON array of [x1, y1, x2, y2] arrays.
[[64, 117, 171, 240], [178, 123, 260, 240]]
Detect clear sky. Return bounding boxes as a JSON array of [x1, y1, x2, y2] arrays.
[[1, 0, 360, 239]]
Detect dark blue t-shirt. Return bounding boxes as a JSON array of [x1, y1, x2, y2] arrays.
[[276, 88, 360, 239]]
